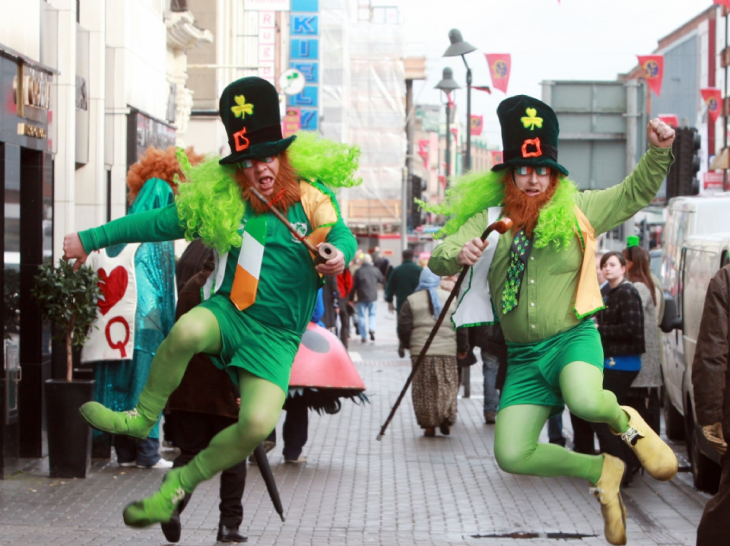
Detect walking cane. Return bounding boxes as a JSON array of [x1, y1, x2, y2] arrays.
[[376, 217, 513, 441], [247, 185, 336, 265]]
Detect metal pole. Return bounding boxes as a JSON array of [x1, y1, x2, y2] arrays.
[[404, 79, 414, 251], [445, 98, 451, 179], [464, 57, 472, 173]]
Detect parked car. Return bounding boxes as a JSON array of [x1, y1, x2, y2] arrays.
[[660, 194, 730, 492]]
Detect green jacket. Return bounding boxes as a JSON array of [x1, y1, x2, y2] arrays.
[[430, 146, 673, 344], [385, 260, 423, 314]]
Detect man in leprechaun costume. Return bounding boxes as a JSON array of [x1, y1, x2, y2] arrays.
[[429, 95, 677, 545], [61, 77, 359, 528]]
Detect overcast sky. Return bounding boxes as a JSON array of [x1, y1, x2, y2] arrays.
[[384, 0, 717, 147]]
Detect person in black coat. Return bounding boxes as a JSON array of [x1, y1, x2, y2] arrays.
[[351, 254, 384, 342], [594, 251, 645, 485]]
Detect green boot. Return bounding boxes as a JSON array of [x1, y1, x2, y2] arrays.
[[78, 402, 156, 439], [123, 468, 190, 528]]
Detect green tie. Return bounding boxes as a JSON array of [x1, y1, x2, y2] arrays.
[[501, 230, 533, 314]]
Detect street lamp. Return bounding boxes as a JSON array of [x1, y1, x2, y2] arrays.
[[434, 67, 460, 181], [443, 28, 477, 173]]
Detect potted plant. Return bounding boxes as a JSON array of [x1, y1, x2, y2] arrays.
[[32, 260, 99, 478]]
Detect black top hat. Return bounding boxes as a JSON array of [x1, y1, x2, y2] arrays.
[[491, 95, 568, 176], [218, 77, 296, 165]]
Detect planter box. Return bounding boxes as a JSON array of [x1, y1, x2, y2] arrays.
[[45, 379, 95, 478]]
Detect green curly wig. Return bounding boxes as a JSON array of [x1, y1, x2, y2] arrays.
[[174, 132, 360, 253], [421, 169, 579, 250]]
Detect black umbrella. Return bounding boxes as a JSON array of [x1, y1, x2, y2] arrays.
[[253, 443, 285, 522]]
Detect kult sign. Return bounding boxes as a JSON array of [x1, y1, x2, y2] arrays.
[[289, 0, 319, 131]]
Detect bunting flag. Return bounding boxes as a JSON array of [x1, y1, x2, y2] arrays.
[[485, 54, 511, 94], [470, 115, 484, 136], [658, 115, 679, 128], [714, 0, 730, 9], [491, 151, 503, 166], [701, 88, 723, 124], [417, 139, 429, 168], [637, 55, 664, 96]]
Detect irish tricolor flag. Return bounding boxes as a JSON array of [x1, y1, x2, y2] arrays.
[[230, 215, 267, 311]]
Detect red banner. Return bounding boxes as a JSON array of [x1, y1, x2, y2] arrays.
[[451, 127, 459, 143], [470, 115, 483, 136], [491, 151, 503, 166], [658, 115, 679, 128], [485, 54, 511, 94], [637, 55, 664, 96], [417, 139, 429, 168], [701, 88, 723, 124], [714, 0, 730, 9]]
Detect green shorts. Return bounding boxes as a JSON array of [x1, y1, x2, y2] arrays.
[[199, 293, 301, 394], [499, 320, 604, 417]]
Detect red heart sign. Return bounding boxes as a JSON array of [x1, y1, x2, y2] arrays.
[[97, 266, 129, 316]]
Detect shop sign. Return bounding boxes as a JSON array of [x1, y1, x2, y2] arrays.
[[15, 64, 52, 117], [283, 107, 301, 137], [704, 171, 725, 190], [17, 123, 47, 139]]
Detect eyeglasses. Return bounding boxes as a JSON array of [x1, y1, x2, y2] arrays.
[[240, 156, 275, 168], [514, 165, 551, 176]]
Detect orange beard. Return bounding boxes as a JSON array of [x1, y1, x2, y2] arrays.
[[502, 172, 559, 238], [234, 152, 302, 215]]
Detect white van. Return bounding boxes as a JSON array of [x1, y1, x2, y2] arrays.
[[661, 193, 730, 492]]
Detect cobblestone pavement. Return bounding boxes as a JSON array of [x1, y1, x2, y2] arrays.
[[0, 298, 710, 545]]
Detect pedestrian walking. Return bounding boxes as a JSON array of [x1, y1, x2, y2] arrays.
[[385, 249, 423, 356], [352, 254, 384, 342], [693, 263, 730, 546], [372, 246, 392, 281], [594, 251, 646, 485], [429, 94, 677, 545], [622, 241, 662, 434], [321, 276, 340, 333], [469, 324, 507, 425], [398, 268, 468, 436], [163, 245, 248, 544], [63, 77, 358, 528], [336, 269, 354, 348]]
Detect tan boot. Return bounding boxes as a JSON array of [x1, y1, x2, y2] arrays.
[[613, 406, 678, 481], [591, 454, 627, 546]]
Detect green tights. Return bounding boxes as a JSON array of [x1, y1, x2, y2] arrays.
[[493, 361, 629, 485], [135, 307, 286, 493]]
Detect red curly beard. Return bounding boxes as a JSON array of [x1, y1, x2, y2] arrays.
[[502, 170, 559, 237], [234, 151, 302, 215]]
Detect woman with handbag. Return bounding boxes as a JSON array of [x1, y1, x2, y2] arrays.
[[398, 269, 469, 436]]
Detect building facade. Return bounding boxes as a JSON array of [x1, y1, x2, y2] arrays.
[[0, 0, 208, 477]]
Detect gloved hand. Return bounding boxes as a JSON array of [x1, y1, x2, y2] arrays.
[[388, 302, 395, 314], [702, 422, 727, 455]]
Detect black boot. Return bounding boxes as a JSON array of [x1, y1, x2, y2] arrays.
[[160, 508, 181, 543], [217, 523, 248, 543]]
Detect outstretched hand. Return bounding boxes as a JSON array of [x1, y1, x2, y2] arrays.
[[647, 118, 675, 149], [62, 233, 89, 272], [315, 246, 345, 276]]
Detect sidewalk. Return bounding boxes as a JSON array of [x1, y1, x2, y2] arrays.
[[0, 294, 708, 545]]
